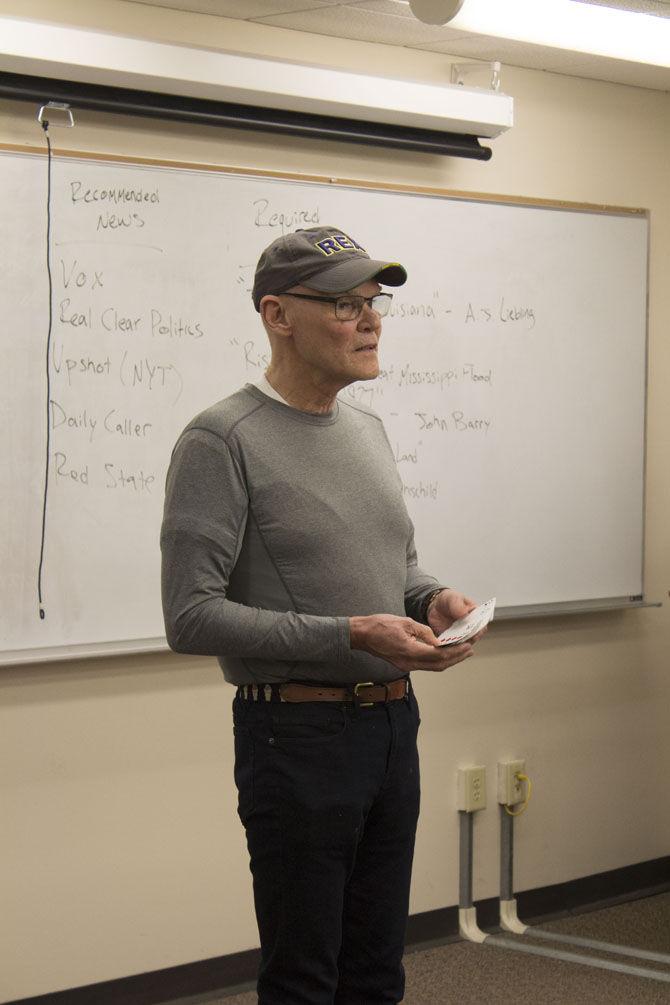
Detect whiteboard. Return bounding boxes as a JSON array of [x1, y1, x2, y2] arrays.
[[0, 150, 648, 664]]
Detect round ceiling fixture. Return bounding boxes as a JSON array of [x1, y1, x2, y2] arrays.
[[409, 0, 466, 25]]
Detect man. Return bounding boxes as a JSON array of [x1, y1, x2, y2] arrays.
[[161, 226, 482, 1005]]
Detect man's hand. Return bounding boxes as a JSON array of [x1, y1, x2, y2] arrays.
[[349, 614, 474, 673], [426, 589, 487, 643]]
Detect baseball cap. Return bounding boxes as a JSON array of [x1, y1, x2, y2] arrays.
[[252, 225, 408, 311]]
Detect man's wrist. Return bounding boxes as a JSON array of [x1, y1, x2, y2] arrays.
[[421, 588, 446, 624], [349, 616, 368, 651]]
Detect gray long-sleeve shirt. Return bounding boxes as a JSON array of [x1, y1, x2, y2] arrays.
[[160, 384, 443, 685]]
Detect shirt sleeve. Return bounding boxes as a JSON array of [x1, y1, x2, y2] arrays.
[[404, 522, 447, 624], [160, 428, 349, 661]]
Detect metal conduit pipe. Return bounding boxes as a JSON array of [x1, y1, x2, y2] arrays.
[[455, 802, 670, 984], [497, 805, 670, 982]]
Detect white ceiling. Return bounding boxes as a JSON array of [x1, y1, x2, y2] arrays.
[[127, 0, 670, 91]]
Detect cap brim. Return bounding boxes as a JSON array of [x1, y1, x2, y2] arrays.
[[306, 257, 407, 293]]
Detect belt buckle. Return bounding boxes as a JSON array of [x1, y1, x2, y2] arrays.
[[353, 681, 375, 707]]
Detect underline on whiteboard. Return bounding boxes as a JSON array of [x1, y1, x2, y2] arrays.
[[54, 241, 164, 252]]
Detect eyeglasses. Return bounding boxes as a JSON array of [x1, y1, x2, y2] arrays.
[[280, 292, 393, 320]]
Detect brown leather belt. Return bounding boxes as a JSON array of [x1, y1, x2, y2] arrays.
[[279, 679, 408, 705], [237, 679, 409, 705]]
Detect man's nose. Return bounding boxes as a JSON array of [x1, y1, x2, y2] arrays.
[[357, 301, 379, 329]]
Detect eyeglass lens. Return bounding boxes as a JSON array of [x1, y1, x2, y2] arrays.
[[335, 294, 392, 320]]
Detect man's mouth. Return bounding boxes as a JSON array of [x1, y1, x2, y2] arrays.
[[355, 343, 378, 352]]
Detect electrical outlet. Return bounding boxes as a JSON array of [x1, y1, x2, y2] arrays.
[[457, 765, 487, 812], [497, 759, 526, 806]]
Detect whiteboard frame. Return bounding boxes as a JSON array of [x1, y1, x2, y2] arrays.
[[0, 638, 169, 667], [0, 143, 652, 666], [0, 142, 649, 218]]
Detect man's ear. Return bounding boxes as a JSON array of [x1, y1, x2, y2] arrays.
[[260, 295, 291, 335]]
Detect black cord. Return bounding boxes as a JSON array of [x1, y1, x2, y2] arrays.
[[37, 119, 52, 620]]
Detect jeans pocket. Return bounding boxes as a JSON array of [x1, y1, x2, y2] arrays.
[[271, 706, 348, 745]]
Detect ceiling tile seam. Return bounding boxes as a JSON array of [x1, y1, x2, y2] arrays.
[[334, 2, 430, 21], [122, 2, 334, 22], [252, 4, 351, 16], [120, 1, 268, 23], [249, 16, 482, 48]]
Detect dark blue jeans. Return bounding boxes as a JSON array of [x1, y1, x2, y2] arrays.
[[232, 686, 421, 1005]]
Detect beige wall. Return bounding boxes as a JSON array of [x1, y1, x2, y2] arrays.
[[1, 2, 669, 1000]]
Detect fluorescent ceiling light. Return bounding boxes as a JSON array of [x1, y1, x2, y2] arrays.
[[423, 0, 670, 67]]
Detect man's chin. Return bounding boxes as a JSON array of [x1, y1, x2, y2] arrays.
[[338, 361, 380, 391], [353, 359, 380, 381]]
